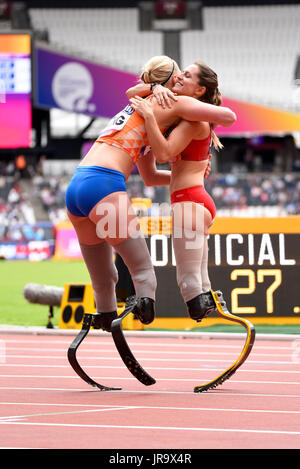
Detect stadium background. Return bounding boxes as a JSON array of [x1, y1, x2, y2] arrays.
[[0, 0, 300, 331]]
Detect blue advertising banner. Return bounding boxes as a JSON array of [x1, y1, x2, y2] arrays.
[[34, 44, 138, 118]]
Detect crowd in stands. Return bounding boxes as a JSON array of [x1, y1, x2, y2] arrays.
[[127, 170, 300, 217], [0, 157, 64, 242], [0, 150, 300, 243], [0, 185, 38, 242], [205, 172, 300, 216], [31, 170, 69, 225], [29, 161, 300, 219], [0, 160, 36, 242]]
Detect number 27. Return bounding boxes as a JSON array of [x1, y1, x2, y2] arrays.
[[230, 269, 282, 314]]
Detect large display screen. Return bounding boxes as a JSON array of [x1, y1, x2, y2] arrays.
[[0, 34, 32, 148]]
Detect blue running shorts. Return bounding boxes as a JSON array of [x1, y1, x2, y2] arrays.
[[65, 165, 127, 217]]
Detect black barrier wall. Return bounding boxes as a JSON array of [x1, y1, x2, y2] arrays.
[[140, 233, 300, 318]]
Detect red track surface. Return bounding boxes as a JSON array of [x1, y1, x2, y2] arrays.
[[0, 331, 300, 449]]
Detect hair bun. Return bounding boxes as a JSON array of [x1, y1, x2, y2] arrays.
[[141, 70, 151, 84]]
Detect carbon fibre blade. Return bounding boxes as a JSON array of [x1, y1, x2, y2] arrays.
[[111, 298, 156, 386], [194, 290, 255, 393], [67, 313, 121, 391]]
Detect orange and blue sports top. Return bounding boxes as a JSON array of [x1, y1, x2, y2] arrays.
[[96, 103, 165, 163], [180, 132, 212, 161]]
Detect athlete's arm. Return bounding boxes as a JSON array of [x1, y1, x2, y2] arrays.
[[131, 94, 236, 128], [150, 119, 200, 163], [130, 97, 201, 163], [174, 95, 236, 127], [205, 154, 212, 178], [126, 83, 152, 99], [136, 150, 171, 186], [126, 83, 177, 109]]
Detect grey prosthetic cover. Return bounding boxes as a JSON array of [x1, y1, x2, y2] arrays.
[[80, 242, 118, 312], [114, 231, 157, 300], [200, 237, 211, 293], [172, 228, 208, 303]]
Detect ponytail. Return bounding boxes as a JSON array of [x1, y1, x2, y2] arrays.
[[195, 62, 224, 151], [211, 89, 223, 150], [212, 131, 223, 151]]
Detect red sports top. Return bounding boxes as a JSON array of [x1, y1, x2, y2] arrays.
[[180, 133, 211, 161]]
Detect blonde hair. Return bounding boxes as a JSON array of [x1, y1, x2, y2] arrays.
[[140, 55, 177, 86], [141, 56, 223, 150], [194, 61, 224, 150]]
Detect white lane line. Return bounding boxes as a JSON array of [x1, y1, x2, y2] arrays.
[[2, 338, 295, 351], [1, 402, 300, 415], [0, 406, 139, 421], [1, 363, 300, 374], [1, 374, 300, 386], [4, 346, 293, 358], [1, 421, 300, 436], [0, 417, 25, 422], [3, 354, 300, 365], [0, 386, 300, 398]]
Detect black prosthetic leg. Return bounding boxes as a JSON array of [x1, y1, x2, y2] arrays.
[[111, 295, 156, 386], [67, 312, 122, 391]]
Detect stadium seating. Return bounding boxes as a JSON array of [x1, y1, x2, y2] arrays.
[[29, 8, 163, 72], [28, 5, 300, 112], [182, 4, 300, 112]]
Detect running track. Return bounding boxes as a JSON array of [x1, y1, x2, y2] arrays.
[[0, 329, 300, 449]]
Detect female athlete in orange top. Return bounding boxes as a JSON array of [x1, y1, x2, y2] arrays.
[[129, 60, 226, 321], [65, 56, 236, 330]]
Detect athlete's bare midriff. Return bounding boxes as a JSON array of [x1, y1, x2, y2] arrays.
[[170, 159, 208, 194]]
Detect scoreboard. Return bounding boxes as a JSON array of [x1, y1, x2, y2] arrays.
[[139, 217, 300, 322], [0, 33, 32, 148]]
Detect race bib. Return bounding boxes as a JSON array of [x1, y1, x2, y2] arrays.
[[99, 104, 134, 137]]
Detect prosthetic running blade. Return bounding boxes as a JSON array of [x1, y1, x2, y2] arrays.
[[111, 296, 156, 386], [194, 290, 256, 393], [67, 313, 121, 391]]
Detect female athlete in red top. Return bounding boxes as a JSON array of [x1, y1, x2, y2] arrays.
[[129, 60, 225, 321]]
